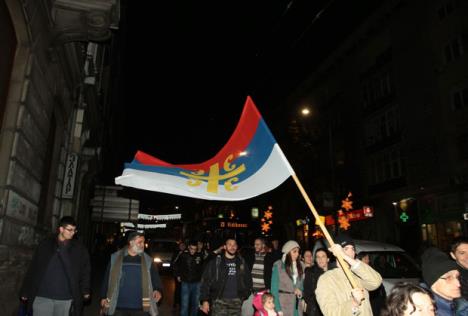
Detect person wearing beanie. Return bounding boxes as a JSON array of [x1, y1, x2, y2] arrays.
[[316, 234, 382, 316], [270, 240, 305, 316], [421, 247, 462, 316]]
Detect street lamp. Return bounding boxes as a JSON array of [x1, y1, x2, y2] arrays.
[[301, 107, 311, 116]]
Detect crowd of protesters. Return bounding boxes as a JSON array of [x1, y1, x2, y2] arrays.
[[18, 216, 468, 316]]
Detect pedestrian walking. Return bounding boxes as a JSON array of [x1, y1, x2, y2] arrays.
[[242, 237, 275, 316], [421, 246, 464, 316], [174, 240, 204, 316], [199, 237, 252, 316], [100, 231, 162, 316], [19, 216, 91, 316], [450, 237, 468, 315], [315, 234, 382, 316], [303, 248, 332, 316], [270, 240, 305, 316]]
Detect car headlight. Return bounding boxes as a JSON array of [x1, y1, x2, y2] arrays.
[[153, 257, 162, 263]]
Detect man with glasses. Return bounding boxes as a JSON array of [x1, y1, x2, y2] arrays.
[[421, 247, 462, 316], [20, 216, 91, 316]]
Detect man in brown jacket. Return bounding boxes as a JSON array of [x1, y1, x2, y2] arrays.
[[315, 234, 382, 316]]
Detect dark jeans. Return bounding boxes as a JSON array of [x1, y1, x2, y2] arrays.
[[180, 282, 201, 316], [113, 309, 149, 316], [211, 298, 242, 316]]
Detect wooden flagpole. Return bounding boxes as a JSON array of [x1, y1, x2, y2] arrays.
[[292, 173, 358, 288]]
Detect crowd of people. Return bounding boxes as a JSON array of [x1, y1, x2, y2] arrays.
[[17, 216, 468, 316]]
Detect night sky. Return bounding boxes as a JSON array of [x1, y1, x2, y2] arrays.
[[107, 0, 382, 207]]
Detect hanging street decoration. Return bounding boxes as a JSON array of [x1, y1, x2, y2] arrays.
[[341, 192, 353, 211], [338, 210, 351, 230], [337, 192, 353, 230], [261, 206, 274, 235]]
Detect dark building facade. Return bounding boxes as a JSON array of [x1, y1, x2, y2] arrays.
[[0, 0, 120, 314], [287, 0, 468, 253]]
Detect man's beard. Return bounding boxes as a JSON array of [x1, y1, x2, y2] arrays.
[[131, 243, 144, 254]]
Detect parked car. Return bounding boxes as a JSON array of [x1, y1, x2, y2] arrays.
[[147, 238, 178, 272], [313, 239, 421, 294]]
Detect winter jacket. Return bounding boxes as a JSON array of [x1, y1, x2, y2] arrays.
[[199, 253, 252, 303], [100, 248, 161, 316], [20, 235, 91, 316], [303, 265, 325, 316], [270, 259, 305, 316], [175, 251, 204, 283], [315, 262, 382, 316]]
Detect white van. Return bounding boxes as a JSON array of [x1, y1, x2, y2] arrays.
[[313, 239, 421, 294]]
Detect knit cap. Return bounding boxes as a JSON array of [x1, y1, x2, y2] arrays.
[[282, 240, 300, 254], [334, 233, 355, 248], [421, 247, 458, 287]]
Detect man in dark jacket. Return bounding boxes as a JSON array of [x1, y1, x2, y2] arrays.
[[20, 216, 91, 316], [200, 238, 252, 316], [175, 240, 205, 316]]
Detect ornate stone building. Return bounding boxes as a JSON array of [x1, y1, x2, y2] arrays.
[[0, 0, 120, 314]]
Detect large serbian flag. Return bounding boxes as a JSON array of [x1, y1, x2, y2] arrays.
[[115, 96, 295, 200]]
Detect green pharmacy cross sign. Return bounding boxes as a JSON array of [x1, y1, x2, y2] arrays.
[[400, 212, 409, 222]]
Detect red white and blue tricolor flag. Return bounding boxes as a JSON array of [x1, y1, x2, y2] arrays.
[[115, 96, 295, 200]]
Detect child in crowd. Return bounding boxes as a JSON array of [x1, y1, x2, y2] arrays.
[[253, 291, 279, 316]]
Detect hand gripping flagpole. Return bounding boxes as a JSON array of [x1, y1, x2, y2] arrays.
[[291, 173, 358, 289]]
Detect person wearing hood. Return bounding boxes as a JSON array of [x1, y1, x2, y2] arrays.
[[315, 234, 382, 316], [270, 240, 305, 316], [421, 247, 464, 316]]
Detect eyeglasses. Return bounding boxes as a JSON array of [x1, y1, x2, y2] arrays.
[[63, 227, 77, 233]]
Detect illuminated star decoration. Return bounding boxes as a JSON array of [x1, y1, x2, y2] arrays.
[[261, 222, 271, 232], [338, 210, 350, 230], [338, 192, 353, 231], [341, 192, 353, 211], [261, 206, 273, 235]]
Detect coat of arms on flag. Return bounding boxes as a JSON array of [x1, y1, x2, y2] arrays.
[[115, 96, 295, 201]]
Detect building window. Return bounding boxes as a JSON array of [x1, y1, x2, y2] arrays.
[[0, 1, 17, 126], [444, 37, 465, 63], [361, 72, 394, 109], [457, 133, 468, 160], [365, 106, 400, 146], [438, 2, 453, 20], [451, 86, 468, 110], [369, 146, 404, 185]]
